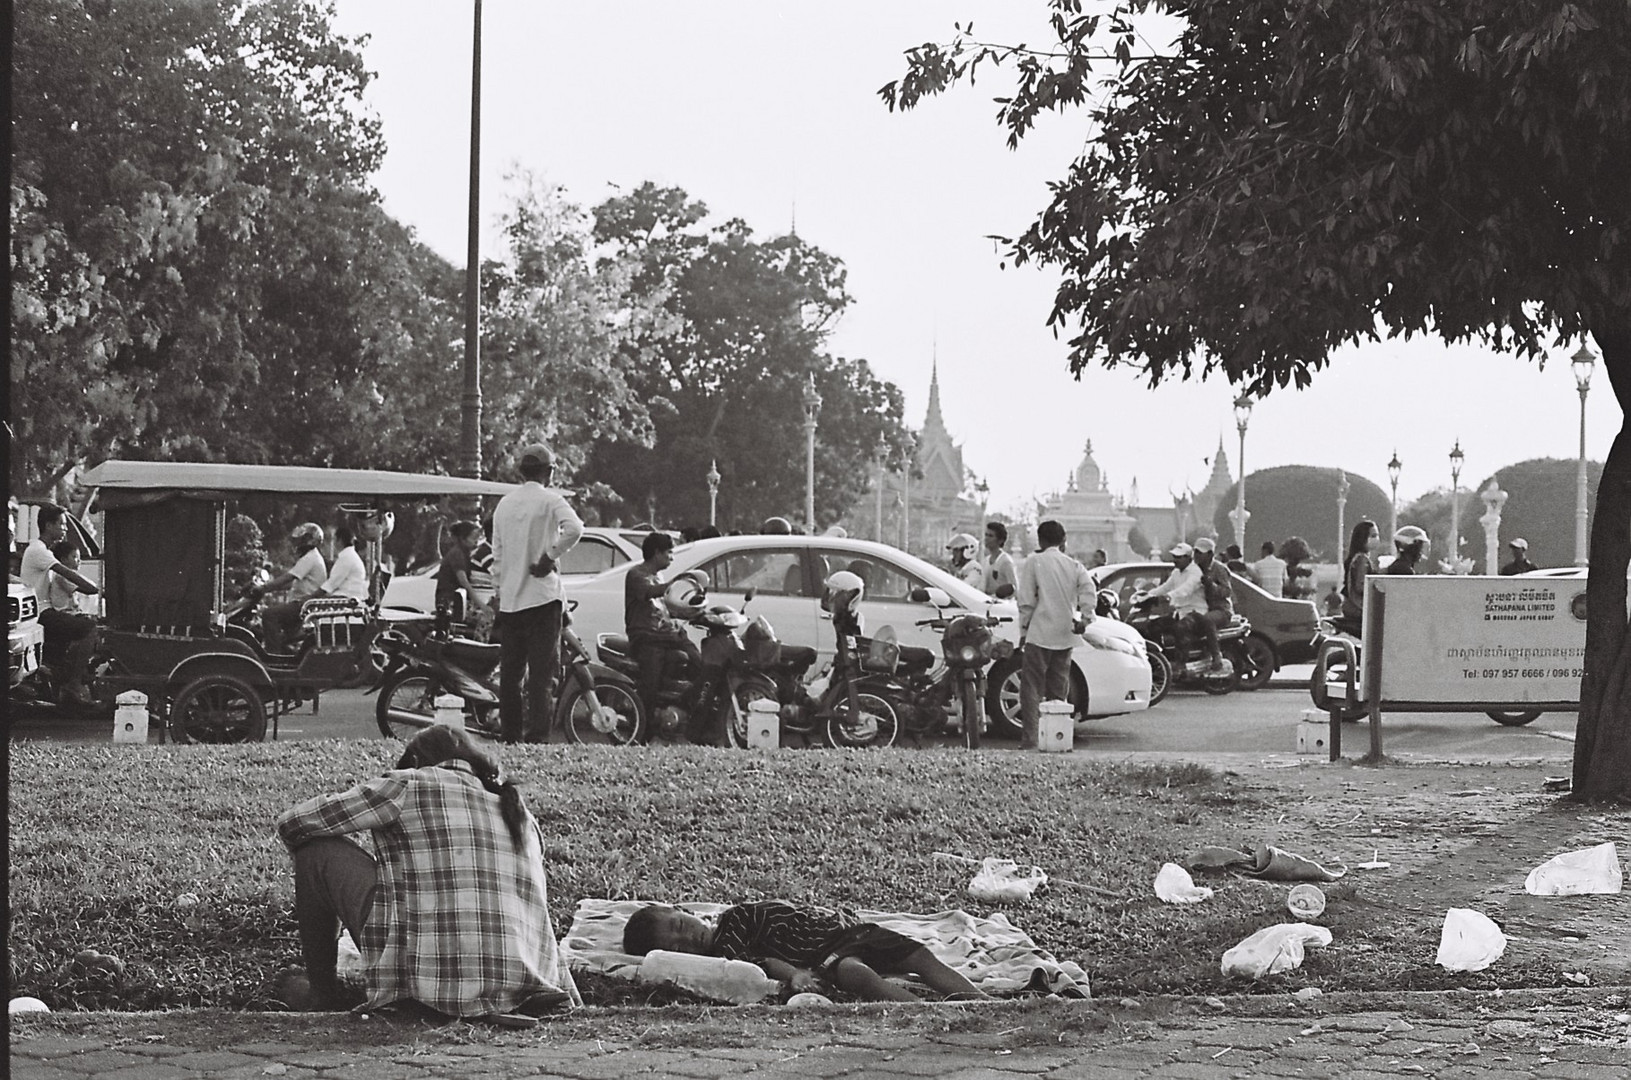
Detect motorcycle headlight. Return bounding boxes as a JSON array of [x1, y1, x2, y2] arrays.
[[959, 644, 979, 663]]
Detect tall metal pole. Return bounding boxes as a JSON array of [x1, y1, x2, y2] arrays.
[[1387, 450, 1402, 541], [874, 439, 886, 543], [459, 0, 484, 479], [1336, 470, 1349, 568], [705, 459, 720, 528], [1228, 395, 1253, 550], [801, 374, 822, 535], [1572, 344, 1595, 566], [1448, 439, 1464, 569]]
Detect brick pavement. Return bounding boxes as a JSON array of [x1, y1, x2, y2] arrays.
[[11, 993, 1628, 1079]]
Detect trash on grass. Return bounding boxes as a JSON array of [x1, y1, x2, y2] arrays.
[[8, 997, 49, 1014], [1436, 908, 1506, 972], [1294, 987, 1323, 1001], [1186, 843, 1345, 881], [638, 949, 780, 1004], [1356, 850, 1391, 870], [1154, 862, 1213, 904], [1186, 845, 1256, 871], [967, 857, 1049, 903], [1524, 842, 1622, 896], [1286, 884, 1327, 919], [1221, 923, 1333, 979]]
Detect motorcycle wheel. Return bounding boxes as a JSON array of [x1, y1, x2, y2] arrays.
[[723, 675, 779, 749], [375, 672, 445, 739], [1147, 649, 1172, 706], [1487, 709, 1542, 727], [960, 678, 982, 750], [1237, 636, 1277, 692], [168, 674, 268, 744], [825, 690, 899, 749], [561, 678, 645, 746], [984, 654, 1024, 739], [1202, 651, 1237, 696]]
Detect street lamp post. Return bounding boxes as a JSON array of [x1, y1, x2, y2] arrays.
[[1572, 344, 1596, 566], [1336, 470, 1349, 566], [459, 0, 484, 479], [1228, 394, 1254, 550], [1449, 439, 1464, 568], [1479, 480, 1508, 575], [705, 459, 721, 528], [1387, 450, 1402, 540], [874, 437, 887, 543], [801, 374, 822, 535]]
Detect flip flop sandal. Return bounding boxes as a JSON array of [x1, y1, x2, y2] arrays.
[[515, 990, 572, 1017]]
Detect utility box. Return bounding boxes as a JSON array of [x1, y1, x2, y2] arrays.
[[746, 699, 780, 751], [1038, 700, 1073, 753], [433, 694, 466, 731], [1296, 708, 1328, 755], [112, 690, 149, 744]]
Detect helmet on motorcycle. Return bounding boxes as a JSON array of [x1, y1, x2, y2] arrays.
[[1095, 588, 1120, 618], [821, 569, 865, 614], [291, 522, 324, 548], [761, 516, 794, 535]]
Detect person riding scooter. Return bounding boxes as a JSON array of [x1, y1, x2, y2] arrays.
[[1137, 542, 1204, 651], [1190, 537, 1233, 672], [1387, 525, 1431, 575], [260, 523, 329, 653], [623, 532, 706, 735]]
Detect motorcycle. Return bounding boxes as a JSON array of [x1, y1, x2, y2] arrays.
[[879, 587, 1013, 749], [1125, 596, 1248, 696], [373, 595, 641, 743]]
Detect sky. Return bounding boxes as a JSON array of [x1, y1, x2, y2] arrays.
[[327, 1, 1621, 519]]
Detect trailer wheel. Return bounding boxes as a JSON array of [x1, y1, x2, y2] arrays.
[[168, 674, 268, 744]]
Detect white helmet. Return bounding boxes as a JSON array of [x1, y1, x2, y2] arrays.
[[821, 569, 865, 614], [291, 522, 324, 548], [663, 571, 708, 615], [1393, 525, 1430, 556], [946, 532, 979, 555]]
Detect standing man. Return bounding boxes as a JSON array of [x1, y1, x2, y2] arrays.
[[980, 521, 1018, 599], [20, 504, 100, 705], [489, 443, 583, 744], [1250, 541, 1286, 597], [946, 533, 984, 590], [1016, 520, 1096, 751], [1500, 538, 1538, 576]]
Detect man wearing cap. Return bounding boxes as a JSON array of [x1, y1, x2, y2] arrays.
[[489, 443, 583, 743], [1190, 537, 1234, 671], [946, 533, 984, 590], [1500, 539, 1537, 576], [1137, 541, 1205, 660]]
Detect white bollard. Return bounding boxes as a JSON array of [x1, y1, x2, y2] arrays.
[[113, 691, 149, 744], [1296, 708, 1328, 755], [745, 699, 780, 751], [433, 693, 466, 731], [1038, 700, 1074, 753]]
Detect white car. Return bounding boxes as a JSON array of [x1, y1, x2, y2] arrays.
[[381, 527, 645, 613], [564, 534, 1152, 735]]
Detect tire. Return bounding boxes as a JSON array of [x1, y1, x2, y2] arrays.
[[168, 674, 268, 744], [1201, 652, 1236, 696], [985, 654, 1023, 739], [1488, 709, 1542, 727], [825, 689, 899, 749], [1147, 649, 1172, 707], [724, 674, 779, 749], [1237, 635, 1277, 692], [960, 678, 982, 750], [1315, 646, 1368, 722], [561, 677, 646, 746], [376, 672, 441, 739]]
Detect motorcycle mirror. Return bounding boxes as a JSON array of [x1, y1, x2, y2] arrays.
[[743, 586, 757, 603], [923, 587, 952, 609]]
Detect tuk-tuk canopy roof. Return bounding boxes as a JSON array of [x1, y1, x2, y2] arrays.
[[81, 460, 529, 499]]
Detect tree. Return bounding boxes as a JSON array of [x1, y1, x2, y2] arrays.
[[1211, 466, 1392, 563], [884, 1, 1630, 800], [1481, 458, 1604, 570]]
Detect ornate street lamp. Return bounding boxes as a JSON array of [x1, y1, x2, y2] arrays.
[[1479, 479, 1508, 575], [1228, 394, 1254, 549], [1572, 344, 1596, 566], [1386, 450, 1402, 540], [874, 436, 888, 543], [1336, 470, 1350, 567], [459, 0, 485, 479], [705, 458, 721, 528], [802, 373, 822, 534], [1449, 439, 1464, 566]]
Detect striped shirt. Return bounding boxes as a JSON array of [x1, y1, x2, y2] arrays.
[[710, 901, 860, 968], [276, 761, 567, 1017]]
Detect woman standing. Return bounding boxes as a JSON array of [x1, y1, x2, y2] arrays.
[[1339, 520, 1379, 629]]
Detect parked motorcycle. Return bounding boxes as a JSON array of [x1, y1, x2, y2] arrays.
[[1125, 596, 1248, 696], [374, 596, 640, 743], [878, 587, 1013, 749]]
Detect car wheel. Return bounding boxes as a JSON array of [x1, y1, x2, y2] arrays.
[[985, 654, 1023, 739], [1237, 635, 1277, 692], [1487, 709, 1542, 726]]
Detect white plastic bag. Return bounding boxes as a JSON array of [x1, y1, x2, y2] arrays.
[[1154, 862, 1213, 904], [1436, 908, 1506, 972], [1220, 923, 1332, 979], [1524, 842, 1622, 896], [968, 858, 1048, 903]]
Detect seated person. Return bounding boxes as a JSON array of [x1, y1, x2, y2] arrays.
[[623, 900, 988, 1003], [436, 520, 484, 617], [1137, 542, 1205, 655], [20, 504, 100, 705], [262, 523, 329, 652], [311, 524, 370, 602], [1190, 538, 1233, 671], [625, 532, 704, 728]]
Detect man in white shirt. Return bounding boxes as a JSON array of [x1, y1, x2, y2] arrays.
[[20, 503, 100, 704], [980, 521, 1018, 599], [315, 525, 370, 601], [489, 443, 583, 744], [1016, 520, 1097, 750], [1250, 541, 1286, 598], [262, 522, 330, 652], [1138, 542, 1210, 666]]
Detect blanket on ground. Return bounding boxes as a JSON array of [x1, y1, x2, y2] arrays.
[[559, 899, 1090, 997]]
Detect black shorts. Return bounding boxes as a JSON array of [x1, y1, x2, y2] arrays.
[[813, 924, 925, 979], [40, 608, 96, 644]]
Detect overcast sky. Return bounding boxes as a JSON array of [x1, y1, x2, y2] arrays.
[[328, 0, 1621, 518]]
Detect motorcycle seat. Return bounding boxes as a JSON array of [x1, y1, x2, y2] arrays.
[[898, 644, 936, 672], [780, 644, 818, 673], [447, 637, 502, 666], [600, 633, 631, 655]]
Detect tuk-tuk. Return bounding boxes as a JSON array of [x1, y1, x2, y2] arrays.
[[78, 460, 520, 743]]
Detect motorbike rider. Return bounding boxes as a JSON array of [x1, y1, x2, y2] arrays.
[[1190, 537, 1234, 672], [1136, 542, 1206, 659], [19, 503, 101, 705], [946, 533, 984, 590], [260, 523, 329, 653], [1387, 525, 1431, 575], [624, 532, 707, 737]]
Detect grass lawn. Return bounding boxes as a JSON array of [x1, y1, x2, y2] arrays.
[[8, 742, 1622, 1012]]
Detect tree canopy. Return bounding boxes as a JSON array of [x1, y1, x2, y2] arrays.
[[1210, 466, 1391, 562]]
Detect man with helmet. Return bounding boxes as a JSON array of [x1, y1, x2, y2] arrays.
[[625, 531, 705, 736], [261, 523, 329, 653], [761, 517, 794, 536], [1388, 525, 1431, 575], [946, 533, 984, 590]]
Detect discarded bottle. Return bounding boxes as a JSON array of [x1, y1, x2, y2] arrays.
[[637, 949, 780, 1004]]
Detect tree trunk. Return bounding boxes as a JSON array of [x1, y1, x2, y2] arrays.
[[1572, 320, 1631, 803]]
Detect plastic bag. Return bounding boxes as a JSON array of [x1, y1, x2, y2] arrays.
[[968, 858, 1048, 903], [1220, 923, 1333, 979], [1524, 842, 1622, 896], [1154, 862, 1213, 904], [1436, 908, 1506, 972]]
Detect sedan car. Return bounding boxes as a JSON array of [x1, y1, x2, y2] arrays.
[[1092, 561, 1322, 687], [380, 526, 644, 613], [565, 534, 1152, 736]]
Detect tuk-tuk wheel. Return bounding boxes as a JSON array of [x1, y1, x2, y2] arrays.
[[168, 674, 269, 744]]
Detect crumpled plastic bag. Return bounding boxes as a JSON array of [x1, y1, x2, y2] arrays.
[[1524, 842, 1623, 896], [1185, 843, 1345, 881], [1436, 908, 1506, 972], [1220, 923, 1333, 979], [1154, 862, 1213, 904], [968, 858, 1048, 903]]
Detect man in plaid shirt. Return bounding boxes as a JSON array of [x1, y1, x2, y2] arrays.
[[276, 727, 577, 1020]]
